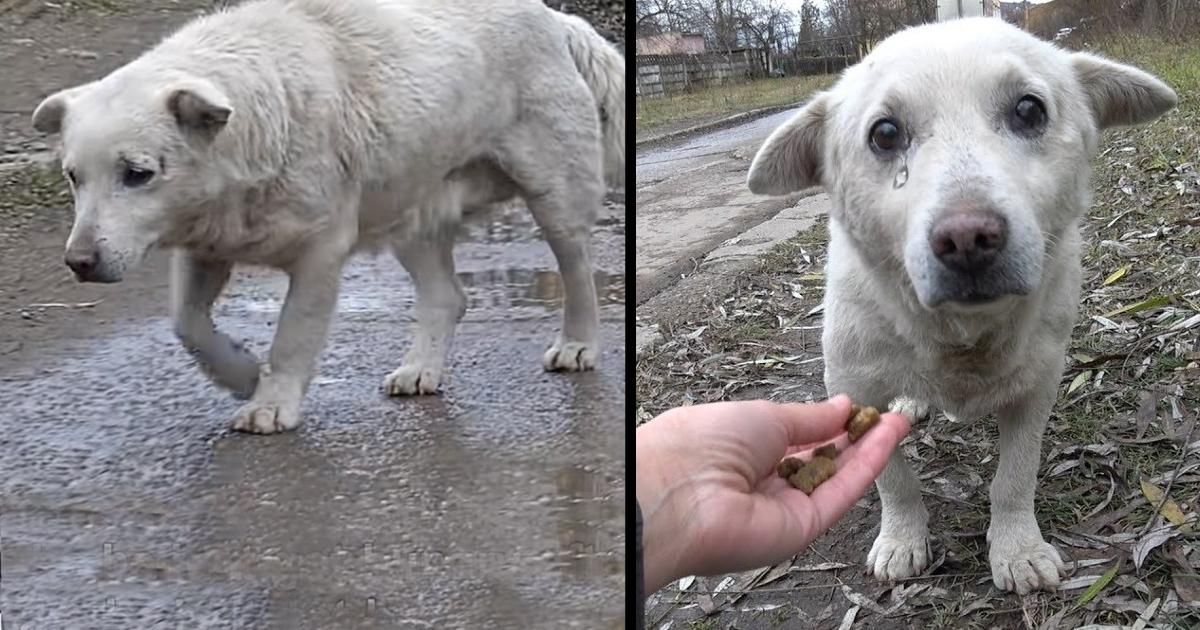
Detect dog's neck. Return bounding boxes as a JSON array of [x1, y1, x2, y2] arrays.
[[896, 277, 1022, 354]]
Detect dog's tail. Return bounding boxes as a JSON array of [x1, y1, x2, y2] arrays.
[[554, 11, 625, 188]]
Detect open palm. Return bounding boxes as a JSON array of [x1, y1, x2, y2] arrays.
[[637, 396, 910, 592]]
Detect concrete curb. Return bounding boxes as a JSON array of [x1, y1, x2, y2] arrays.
[[635, 101, 802, 149], [635, 323, 662, 358]]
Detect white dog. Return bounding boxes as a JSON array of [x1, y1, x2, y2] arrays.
[[748, 18, 1174, 593], [32, 0, 624, 434]]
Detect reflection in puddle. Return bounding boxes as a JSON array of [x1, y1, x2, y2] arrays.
[[458, 269, 624, 311], [550, 465, 622, 580], [226, 268, 623, 315], [459, 202, 537, 244]]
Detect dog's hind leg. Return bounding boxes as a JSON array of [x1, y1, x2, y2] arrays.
[[170, 250, 259, 399], [527, 187, 602, 371], [383, 228, 465, 396], [498, 91, 604, 371]]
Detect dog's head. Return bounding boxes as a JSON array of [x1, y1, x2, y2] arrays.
[[748, 18, 1175, 311], [32, 71, 233, 282]]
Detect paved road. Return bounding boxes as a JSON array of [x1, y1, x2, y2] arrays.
[[635, 107, 814, 303], [0, 2, 626, 628], [1, 202, 626, 630]]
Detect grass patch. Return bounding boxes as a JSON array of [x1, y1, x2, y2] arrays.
[[0, 166, 69, 219], [635, 220, 830, 423], [0, 165, 72, 253], [635, 75, 835, 141]]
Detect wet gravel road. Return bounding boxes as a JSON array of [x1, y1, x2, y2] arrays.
[[0, 200, 626, 629]]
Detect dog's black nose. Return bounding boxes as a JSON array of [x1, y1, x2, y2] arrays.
[[65, 249, 100, 280], [929, 211, 1008, 274]]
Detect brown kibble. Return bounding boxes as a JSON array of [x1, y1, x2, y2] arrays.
[[776, 457, 802, 478], [813, 443, 838, 459], [787, 456, 837, 494], [846, 405, 880, 442]]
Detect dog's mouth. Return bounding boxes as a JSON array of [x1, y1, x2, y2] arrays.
[[928, 285, 1028, 312], [955, 292, 1003, 305], [918, 272, 1033, 310], [947, 284, 1019, 304]]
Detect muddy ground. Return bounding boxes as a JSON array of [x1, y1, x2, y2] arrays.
[[0, 1, 626, 628]]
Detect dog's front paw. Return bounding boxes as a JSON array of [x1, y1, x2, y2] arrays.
[[867, 523, 931, 580], [383, 363, 442, 396], [192, 333, 260, 400], [543, 341, 598, 372], [888, 396, 931, 422], [231, 400, 301, 434], [989, 529, 1064, 594]]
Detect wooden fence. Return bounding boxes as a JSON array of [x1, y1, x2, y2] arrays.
[[635, 50, 763, 98], [771, 54, 856, 77]]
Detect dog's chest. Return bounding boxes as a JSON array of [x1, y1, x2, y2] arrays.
[[914, 333, 1041, 414]]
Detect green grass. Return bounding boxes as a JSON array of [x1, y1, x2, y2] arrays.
[[635, 74, 835, 141], [0, 166, 69, 219]]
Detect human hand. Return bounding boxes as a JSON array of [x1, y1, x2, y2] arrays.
[[636, 395, 910, 593]]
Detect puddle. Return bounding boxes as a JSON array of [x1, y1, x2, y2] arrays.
[[224, 268, 624, 315], [459, 202, 538, 244], [458, 269, 625, 311], [546, 465, 623, 580]]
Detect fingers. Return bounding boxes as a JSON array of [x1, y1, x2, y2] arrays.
[[803, 412, 910, 531], [770, 394, 854, 447]]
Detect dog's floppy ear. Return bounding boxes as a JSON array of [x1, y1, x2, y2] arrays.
[[165, 79, 233, 138], [1071, 53, 1177, 129], [31, 83, 94, 134], [747, 93, 829, 195]]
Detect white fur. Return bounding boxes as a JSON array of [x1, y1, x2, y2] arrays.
[[33, 0, 625, 433], [748, 18, 1175, 593]]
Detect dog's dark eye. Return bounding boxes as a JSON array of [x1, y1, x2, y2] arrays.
[[1011, 95, 1047, 133], [870, 119, 903, 153], [123, 166, 154, 188], [64, 168, 78, 187]]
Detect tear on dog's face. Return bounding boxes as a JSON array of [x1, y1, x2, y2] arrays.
[[748, 18, 1176, 311], [32, 72, 232, 283]]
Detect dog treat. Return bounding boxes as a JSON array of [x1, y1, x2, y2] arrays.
[[787, 456, 837, 494], [776, 456, 802, 478], [813, 443, 838, 459], [847, 405, 881, 442]]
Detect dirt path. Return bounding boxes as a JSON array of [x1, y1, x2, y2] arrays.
[[0, 2, 626, 628]]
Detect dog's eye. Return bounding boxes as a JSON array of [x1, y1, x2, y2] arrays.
[[869, 119, 903, 153], [64, 168, 78, 187], [1011, 95, 1047, 133], [123, 166, 155, 188]]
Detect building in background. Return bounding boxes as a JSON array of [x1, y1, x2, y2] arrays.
[[937, 0, 1001, 20], [635, 32, 706, 56]]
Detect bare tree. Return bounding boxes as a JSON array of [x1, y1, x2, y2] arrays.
[[733, 0, 794, 72], [798, 0, 823, 46], [637, 0, 686, 37]]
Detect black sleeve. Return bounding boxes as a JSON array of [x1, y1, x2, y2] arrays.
[[636, 499, 644, 629]]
